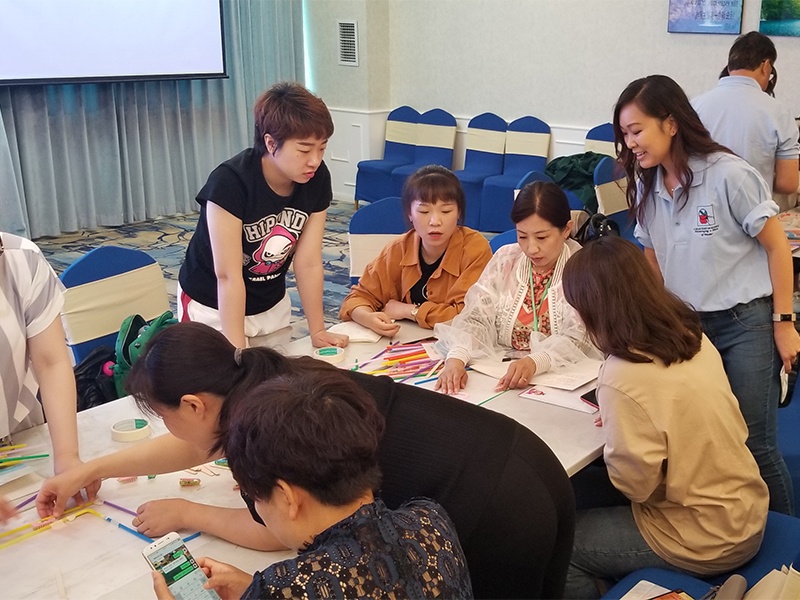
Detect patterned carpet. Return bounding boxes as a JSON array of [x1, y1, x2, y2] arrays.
[[35, 200, 356, 340]]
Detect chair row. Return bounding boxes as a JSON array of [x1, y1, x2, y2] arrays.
[[354, 107, 619, 232], [354, 106, 458, 209]]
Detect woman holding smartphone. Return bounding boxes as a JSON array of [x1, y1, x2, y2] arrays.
[[37, 322, 575, 600], [560, 236, 768, 599]]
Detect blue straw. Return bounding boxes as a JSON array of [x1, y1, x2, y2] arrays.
[[104, 515, 153, 542]]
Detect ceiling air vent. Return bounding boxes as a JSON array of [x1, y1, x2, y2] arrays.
[[338, 20, 359, 67]]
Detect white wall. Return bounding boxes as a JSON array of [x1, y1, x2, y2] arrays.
[[305, 0, 800, 201]]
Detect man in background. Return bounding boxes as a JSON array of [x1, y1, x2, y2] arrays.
[[693, 31, 799, 209]]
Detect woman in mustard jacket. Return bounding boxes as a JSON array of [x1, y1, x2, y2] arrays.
[[339, 165, 492, 337]]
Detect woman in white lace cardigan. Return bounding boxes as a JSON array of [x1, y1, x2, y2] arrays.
[[435, 182, 600, 394]]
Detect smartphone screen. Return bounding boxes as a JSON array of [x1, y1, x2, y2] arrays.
[[580, 388, 599, 410], [144, 535, 221, 600]]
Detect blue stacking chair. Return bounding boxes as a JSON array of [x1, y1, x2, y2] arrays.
[[489, 229, 517, 253], [601, 512, 800, 598], [354, 106, 420, 209], [453, 112, 507, 229], [517, 170, 585, 211], [779, 376, 800, 517], [593, 156, 641, 248], [585, 122, 616, 157], [389, 108, 457, 198], [347, 197, 409, 285], [479, 116, 551, 232], [60, 246, 170, 364]]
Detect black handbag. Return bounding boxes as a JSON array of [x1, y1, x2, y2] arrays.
[[575, 212, 620, 245]]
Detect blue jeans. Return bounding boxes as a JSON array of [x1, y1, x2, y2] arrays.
[[699, 296, 794, 515], [564, 506, 691, 599]]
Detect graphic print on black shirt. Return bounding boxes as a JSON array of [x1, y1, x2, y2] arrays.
[[244, 208, 308, 278]]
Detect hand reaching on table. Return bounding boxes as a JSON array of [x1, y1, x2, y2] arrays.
[[134, 498, 191, 537], [311, 330, 349, 348], [435, 358, 468, 395], [496, 357, 536, 391]]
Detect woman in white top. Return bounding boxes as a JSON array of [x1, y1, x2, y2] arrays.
[[435, 182, 599, 394]]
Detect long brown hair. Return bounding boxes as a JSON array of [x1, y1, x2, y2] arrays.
[[562, 237, 702, 365], [612, 75, 732, 223]]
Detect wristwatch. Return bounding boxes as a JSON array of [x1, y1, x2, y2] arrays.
[[410, 304, 420, 319], [773, 313, 797, 322]]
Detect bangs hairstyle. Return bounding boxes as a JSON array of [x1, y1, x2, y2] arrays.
[[511, 181, 571, 229], [125, 322, 294, 455], [562, 236, 702, 366], [225, 372, 385, 506], [253, 81, 334, 155], [401, 165, 466, 225], [613, 75, 731, 223]]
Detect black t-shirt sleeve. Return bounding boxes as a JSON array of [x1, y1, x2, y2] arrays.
[[196, 162, 249, 219]]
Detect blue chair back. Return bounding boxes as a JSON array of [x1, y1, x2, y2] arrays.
[[60, 246, 170, 363], [489, 229, 517, 253], [516, 171, 584, 212], [462, 112, 507, 174], [516, 170, 553, 188], [503, 116, 551, 177], [348, 197, 409, 284], [382, 105, 420, 164], [585, 122, 616, 156], [410, 108, 457, 167]]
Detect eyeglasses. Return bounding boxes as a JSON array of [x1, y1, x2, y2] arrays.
[[766, 64, 777, 97], [0, 234, 4, 258]]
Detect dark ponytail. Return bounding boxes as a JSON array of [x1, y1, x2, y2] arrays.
[[126, 323, 293, 453]]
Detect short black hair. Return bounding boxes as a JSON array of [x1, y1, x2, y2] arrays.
[[728, 31, 776, 71], [225, 371, 385, 506]]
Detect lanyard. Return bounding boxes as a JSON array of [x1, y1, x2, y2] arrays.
[[528, 261, 552, 333]]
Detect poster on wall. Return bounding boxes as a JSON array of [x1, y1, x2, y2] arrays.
[[668, 0, 743, 34], [760, 0, 800, 36]]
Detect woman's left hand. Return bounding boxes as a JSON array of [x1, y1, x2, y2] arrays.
[[774, 322, 800, 373], [496, 357, 537, 391], [311, 330, 349, 348]]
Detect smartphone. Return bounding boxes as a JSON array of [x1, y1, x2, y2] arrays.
[[142, 531, 221, 600], [580, 388, 599, 410]]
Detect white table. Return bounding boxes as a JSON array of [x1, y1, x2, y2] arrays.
[[0, 399, 293, 599], [286, 322, 605, 476]]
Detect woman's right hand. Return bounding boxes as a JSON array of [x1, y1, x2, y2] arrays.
[[351, 307, 401, 337], [196, 556, 253, 600], [435, 358, 468, 395], [36, 462, 97, 518]]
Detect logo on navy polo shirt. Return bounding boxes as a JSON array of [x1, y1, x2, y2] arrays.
[[694, 205, 719, 237]]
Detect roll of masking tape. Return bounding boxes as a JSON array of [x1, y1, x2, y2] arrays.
[[111, 418, 152, 442], [313, 346, 345, 364]]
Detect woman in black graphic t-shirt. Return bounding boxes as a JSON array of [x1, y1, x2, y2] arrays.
[[178, 82, 348, 351]]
